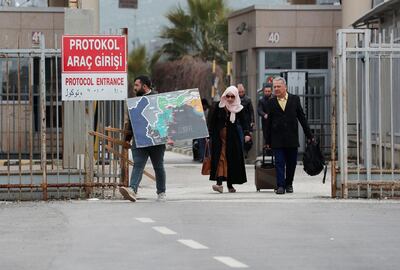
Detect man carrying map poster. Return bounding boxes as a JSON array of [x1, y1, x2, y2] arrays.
[[119, 75, 169, 202]]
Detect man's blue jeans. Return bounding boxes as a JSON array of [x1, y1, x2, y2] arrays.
[[130, 144, 166, 194], [273, 148, 298, 188]]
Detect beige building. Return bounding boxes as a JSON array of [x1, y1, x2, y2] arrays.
[[0, 7, 64, 49], [0, 5, 65, 158], [228, 4, 342, 157]]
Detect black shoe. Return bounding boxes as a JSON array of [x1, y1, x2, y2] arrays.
[[286, 185, 293, 193], [275, 187, 285, 194]]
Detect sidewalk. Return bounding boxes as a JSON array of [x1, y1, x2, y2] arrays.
[[131, 151, 331, 202]]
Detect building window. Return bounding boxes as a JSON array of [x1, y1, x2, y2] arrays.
[[296, 51, 328, 69], [0, 58, 29, 101], [265, 51, 292, 69], [317, 0, 341, 5], [237, 51, 248, 89], [372, 0, 384, 8], [0, 0, 48, 7]]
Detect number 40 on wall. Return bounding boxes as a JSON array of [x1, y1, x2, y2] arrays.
[[268, 32, 280, 44]]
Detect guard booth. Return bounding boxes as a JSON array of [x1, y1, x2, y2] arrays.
[[228, 4, 340, 160]]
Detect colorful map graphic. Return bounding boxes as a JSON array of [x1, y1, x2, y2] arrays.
[[127, 88, 209, 148]]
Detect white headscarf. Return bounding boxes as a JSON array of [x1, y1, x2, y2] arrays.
[[219, 86, 243, 123]]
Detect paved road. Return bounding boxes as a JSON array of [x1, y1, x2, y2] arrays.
[[1, 151, 400, 270]]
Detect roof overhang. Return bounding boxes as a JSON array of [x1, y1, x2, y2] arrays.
[[228, 4, 341, 19], [0, 7, 65, 13], [353, 0, 400, 28]]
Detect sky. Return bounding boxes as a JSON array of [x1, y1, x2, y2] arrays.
[[100, 0, 286, 53]]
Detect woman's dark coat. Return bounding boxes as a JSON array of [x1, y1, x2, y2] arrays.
[[208, 103, 250, 184]]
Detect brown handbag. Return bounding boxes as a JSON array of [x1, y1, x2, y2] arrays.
[[201, 139, 211, 175]]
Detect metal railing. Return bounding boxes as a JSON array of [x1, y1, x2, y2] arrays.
[[334, 29, 400, 198], [0, 35, 128, 200]]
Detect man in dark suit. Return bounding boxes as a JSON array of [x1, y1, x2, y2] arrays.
[[238, 83, 255, 158], [257, 83, 273, 147], [265, 77, 313, 194], [237, 84, 255, 130]]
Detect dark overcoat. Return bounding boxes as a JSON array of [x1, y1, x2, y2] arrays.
[[240, 95, 255, 131], [257, 95, 271, 144], [208, 103, 249, 184], [265, 93, 312, 148]]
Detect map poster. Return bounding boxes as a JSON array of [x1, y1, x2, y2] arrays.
[[127, 88, 209, 148]]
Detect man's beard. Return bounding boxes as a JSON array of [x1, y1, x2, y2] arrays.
[[136, 87, 145, 96]]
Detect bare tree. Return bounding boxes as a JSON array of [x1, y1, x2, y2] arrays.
[[152, 56, 225, 101]]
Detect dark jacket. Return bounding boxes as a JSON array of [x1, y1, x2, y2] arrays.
[[257, 95, 271, 119], [124, 90, 158, 146], [240, 95, 255, 131], [265, 93, 312, 148], [208, 103, 249, 184], [257, 95, 272, 143]]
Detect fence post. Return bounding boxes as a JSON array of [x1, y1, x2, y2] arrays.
[[121, 27, 129, 187], [331, 85, 337, 198], [85, 101, 94, 197], [364, 30, 372, 198], [40, 33, 48, 200]]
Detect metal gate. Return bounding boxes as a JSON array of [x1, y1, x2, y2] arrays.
[[285, 71, 331, 156], [0, 35, 128, 200], [334, 29, 400, 198]]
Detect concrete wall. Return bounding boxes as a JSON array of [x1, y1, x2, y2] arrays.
[[63, 8, 96, 168], [341, 0, 371, 28], [0, 7, 64, 49], [229, 6, 341, 53], [81, 0, 99, 36]]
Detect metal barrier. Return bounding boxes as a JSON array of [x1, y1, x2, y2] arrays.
[[334, 29, 400, 198], [0, 35, 129, 200]]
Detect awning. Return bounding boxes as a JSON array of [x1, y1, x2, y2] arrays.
[[353, 0, 400, 28]]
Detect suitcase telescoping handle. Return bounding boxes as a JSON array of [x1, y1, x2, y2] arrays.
[[262, 148, 274, 165]]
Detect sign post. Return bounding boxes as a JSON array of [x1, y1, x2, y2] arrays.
[[62, 35, 127, 101]]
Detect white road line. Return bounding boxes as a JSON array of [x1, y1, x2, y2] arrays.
[[152, 226, 177, 235], [177, 239, 208, 249], [135, 217, 155, 223], [214, 257, 249, 268]]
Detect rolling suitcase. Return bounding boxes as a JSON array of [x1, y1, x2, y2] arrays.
[[254, 149, 277, 191]]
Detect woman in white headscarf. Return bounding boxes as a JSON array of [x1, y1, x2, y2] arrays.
[[208, 86, 251, 193]]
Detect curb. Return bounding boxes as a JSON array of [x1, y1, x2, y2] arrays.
[[168, 146, 193, 157]]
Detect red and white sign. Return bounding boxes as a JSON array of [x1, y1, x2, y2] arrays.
[[62, 35, 127, 100]]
